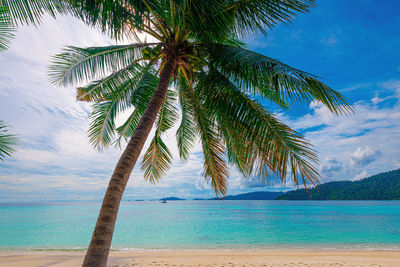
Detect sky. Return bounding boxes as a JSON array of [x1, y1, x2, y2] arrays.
[[0, 0, 399, 202]]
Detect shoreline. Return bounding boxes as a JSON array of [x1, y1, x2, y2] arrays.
[[2, 244, 400, 252], [1, 250, 400, 267]]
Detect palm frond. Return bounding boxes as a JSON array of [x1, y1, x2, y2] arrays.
[[89, 67, 159, 150], [49, 43, 159, 86], [114, 70, 160, 146], [2, 0, 151, 39], [0, 120, 18, 160], [181, 78, 229, 197], [88, 100, 121, 150], [76, 61, 156, 103], [65, 0, 149, 39], [222, 0, 315, 37], [114, 109, 142, 148], [2, 0, 72, 25], [197, 111, 229, 197], [172, 0, 314, 42], [196, 69, 319, 188], [0, 5, 15, 52], [155, 89, 178, 133], [141, 135, 172, 184], [176, 77, 197, 161], [207, 44, 353, 114], [141, 89, 178, 182]]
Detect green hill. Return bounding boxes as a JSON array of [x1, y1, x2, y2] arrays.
[[276, 169, 400, 200], [159, 197, 185, 201]]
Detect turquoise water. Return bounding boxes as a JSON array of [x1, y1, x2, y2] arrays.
[[1, 201, 400, 250]]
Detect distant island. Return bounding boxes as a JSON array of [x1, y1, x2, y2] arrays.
[[209, 191, 283, 200], [157, 169, 400, 201], [159, 197, 185, 201], [277, 169, 400, 200]]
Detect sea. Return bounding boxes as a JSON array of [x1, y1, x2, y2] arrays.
[[1, 200, 400, 251]]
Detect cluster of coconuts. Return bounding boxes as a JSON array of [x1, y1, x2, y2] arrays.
[[142, 45, 162, 60]]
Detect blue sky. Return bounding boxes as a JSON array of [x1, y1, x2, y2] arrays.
[[0, 0, 399, 202]]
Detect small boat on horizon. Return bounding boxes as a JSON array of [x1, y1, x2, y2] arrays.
[[161, 200, 167, 203]]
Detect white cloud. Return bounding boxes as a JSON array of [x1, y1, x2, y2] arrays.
[[350, 146, 381, 168], [351, 170, 369, 181], [282, 83, 400, 183], [320, 32, 338, 46], [381, 79, 400, 98], [320, 158, 344, 177], [340, 83, 371, 93]]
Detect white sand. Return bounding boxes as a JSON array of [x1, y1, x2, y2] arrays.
[[1, 250, 400, 266]]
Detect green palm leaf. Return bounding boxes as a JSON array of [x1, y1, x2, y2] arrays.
[[114, 109, 142, 148], [176, 77, 197, 161], [207, 44, 353, 115], [169, 0, 315, 43], [181, 79, 229, 197], [197, 69, 319, 187], [89, 66, 159, 150], [196, 107, 229, 197], [222, 0, 315, 37], [2, 0, 72, 25], [0, 121, 18, 160], [141, 135, 173, 184], [76, 62, 155, 103], [64, 0, 149, 39], [155, 89, 179, 133], [114, 70, 160, 146], [88, 100, 121, 150], [141, 89, 178, 183], [0, 5, 15, 52], [49, 43, 159, 86], [2, 0, 151, 39]]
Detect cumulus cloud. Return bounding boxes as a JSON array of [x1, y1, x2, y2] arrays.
[[351, 170, 369, 181], [320, 158, 344, 178], [350, 147, 382, 168], [282, 83, 400, 183]]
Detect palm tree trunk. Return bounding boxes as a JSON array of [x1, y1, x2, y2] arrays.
[[82, 58, 177, 267]]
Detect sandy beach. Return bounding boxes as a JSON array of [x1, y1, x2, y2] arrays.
[[1, 250, 400, 267]]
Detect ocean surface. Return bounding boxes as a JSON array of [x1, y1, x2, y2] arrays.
[[1, 201, 400, 251]]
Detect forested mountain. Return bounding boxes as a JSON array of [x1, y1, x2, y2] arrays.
[[276, 169, 400, 200]]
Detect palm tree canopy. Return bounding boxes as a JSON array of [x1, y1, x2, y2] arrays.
[[3, 0, 316, 40], [5, 0, 353, 196]]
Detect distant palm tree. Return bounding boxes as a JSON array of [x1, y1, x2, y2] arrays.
[[6, 1, 352, 266]]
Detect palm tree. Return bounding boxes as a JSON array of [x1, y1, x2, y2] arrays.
[[6, 1, 352, 266]]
